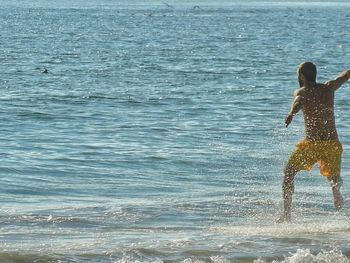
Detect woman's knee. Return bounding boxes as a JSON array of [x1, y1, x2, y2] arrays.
[[328, 175, 343, 189]]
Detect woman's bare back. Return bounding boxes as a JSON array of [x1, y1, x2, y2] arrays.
[[301, 83, 338, 140]]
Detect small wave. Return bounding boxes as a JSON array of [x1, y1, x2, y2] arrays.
[[0, 166, 25, 175], [0, 214, 100, 229], [17, 110, 55, 120], [0, 252, 61, 263], [81, 95, 119, 101]]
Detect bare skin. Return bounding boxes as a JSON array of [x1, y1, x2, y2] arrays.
[[278, 69, 350, 223]]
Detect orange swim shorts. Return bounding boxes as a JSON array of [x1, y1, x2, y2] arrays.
[[287, 139, 343, 177]]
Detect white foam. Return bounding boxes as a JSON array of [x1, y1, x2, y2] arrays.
[[212, 214, 350, 237], [255, 248, 349, 263], [114, 259, 164, 263]]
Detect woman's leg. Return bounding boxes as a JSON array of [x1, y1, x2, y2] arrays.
[[277, 165, 299, 223], [327, 175, 344, 210]]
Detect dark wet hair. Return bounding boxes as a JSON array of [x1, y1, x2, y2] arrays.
[[298, 62, 317, 87]]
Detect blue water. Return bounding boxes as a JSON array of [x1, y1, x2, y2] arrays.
[[1, 1, 350, 262]]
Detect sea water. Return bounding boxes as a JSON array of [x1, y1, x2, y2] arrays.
[[1, 0, 350, 262]]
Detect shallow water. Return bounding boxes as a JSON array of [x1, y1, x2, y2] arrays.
[[1, 0, 350, 262]]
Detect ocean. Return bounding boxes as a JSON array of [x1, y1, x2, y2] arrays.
[[1, 0, 350, 262]]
